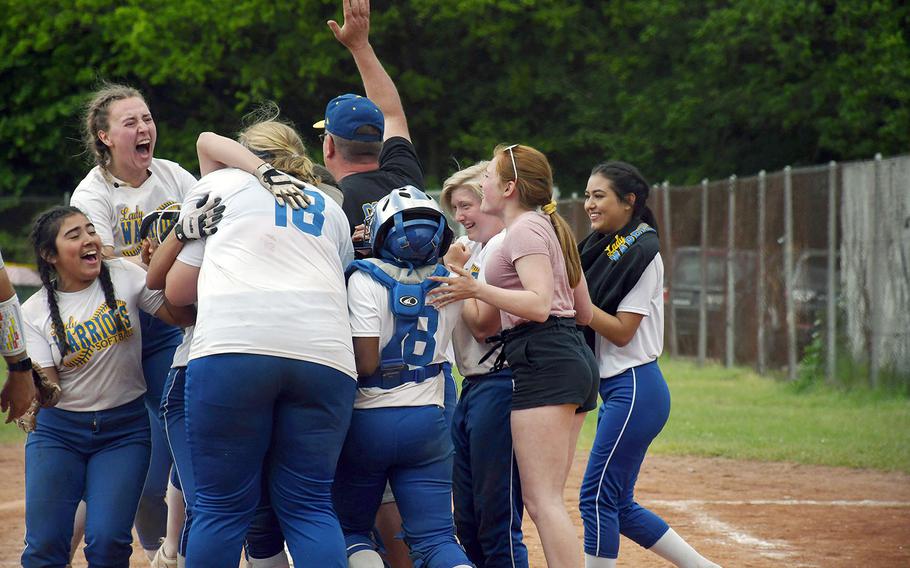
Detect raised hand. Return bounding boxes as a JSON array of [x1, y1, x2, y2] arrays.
[[327, 0, 371, 51]]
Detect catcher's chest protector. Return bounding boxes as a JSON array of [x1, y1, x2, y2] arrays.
[[348, 259, 449, 370]]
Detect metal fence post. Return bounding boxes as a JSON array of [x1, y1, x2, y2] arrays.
[[726, 175, 736, 367], [757, 170, 767, 375], [784, 166, 797, 380], [870, 153, 883, 388], [661, 181, 678, 357], [698, 178, 709, 366], [826, 161, 837, 383]]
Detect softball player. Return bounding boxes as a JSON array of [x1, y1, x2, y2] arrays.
[[163, 140, 356, 567], [439, 163, 528, 568], [19, 206, 195, 567], [334, 186, 472, 568], [146, 122, 314, 568], [71, 83, 196, 556], [577, 162, 720, 568], [428, 144, 598, 568]]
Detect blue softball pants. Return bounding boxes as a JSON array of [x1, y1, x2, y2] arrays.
[[334, 404, 472, 568], [579, 360, 671, 559], [184, 353, 355, 568], [243, 365, 460, 560], [22, 396, 151, 567], [163, 366, 306, 561], [161, 366, 193, 557], [451, 369, 527, 568], [137, 312, 182, 550]]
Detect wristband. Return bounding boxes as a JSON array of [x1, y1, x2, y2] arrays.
[[1, 294, 27, 357], [7, 356, 32, 372]]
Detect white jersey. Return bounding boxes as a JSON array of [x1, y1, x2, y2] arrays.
[[171, 325, 194, 368], [71, 159, 197, 258], [347, 266, 462, 410], [595, 254, 664, 378], [177, 168, 356, 378], [21, 259, 164, 412], [450, 232, 507, 377]]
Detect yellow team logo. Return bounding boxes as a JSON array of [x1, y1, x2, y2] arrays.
[[51, 301, 134, 368]]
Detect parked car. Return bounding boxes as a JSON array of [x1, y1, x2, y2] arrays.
[[792, 248, 839, 344], [665, 247, 758, 361]]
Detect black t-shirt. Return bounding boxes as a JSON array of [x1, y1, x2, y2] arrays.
[[339, 136, 425, 233]]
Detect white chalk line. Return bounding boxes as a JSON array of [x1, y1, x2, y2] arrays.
[[648, 498, 910, 565], [650, 498, 910, 507], [657, 500, 799, 562]]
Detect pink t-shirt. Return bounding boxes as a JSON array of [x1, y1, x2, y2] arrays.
[[485, 211, 579, 329]]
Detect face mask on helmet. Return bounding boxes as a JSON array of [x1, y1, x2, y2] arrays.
[[368, 186, 454, 267]]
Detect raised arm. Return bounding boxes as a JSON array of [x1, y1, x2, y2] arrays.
[[328, 0, 410, 141], [196, 132, 307, 209]]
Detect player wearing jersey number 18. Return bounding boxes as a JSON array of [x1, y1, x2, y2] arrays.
[[164, 118, 356, 567]]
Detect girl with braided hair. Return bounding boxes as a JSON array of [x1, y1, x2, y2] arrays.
[[18, 206, 194, 567], [429, 144, 599, 568], [577, 162, 719, 568]]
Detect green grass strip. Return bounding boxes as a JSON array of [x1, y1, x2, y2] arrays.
[[3, 357, 909, 472]]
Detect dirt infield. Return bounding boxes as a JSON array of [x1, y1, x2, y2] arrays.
[[1, 445, 908, 567]]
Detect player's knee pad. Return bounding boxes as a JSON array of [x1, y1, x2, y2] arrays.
[[348, 549, 386, 568]]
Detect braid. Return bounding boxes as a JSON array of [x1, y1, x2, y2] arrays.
[[98, 261, 126, 334], [30, 205, 89, 358], [38, 262, 69, 357]]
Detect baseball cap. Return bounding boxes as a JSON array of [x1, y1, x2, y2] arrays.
[[313, 93, 384, 142]]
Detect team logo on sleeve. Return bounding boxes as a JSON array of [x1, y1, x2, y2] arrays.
[[51, 301, 134, 368]]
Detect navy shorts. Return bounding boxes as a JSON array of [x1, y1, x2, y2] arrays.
[[501, 317, 599, 412]]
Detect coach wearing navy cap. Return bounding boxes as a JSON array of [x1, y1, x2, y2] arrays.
[[315, 3, 425, 235]]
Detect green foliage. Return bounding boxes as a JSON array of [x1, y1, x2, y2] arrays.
[[579, 357, 910, 472], [0, 0, 907, 231], [794, 315, 910, 396]]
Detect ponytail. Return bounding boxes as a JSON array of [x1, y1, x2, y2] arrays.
[[548, 210, 583, 288], [640, 205, 659, 235]]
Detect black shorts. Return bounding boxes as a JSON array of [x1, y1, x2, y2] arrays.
[[501, 316, 599, 412]]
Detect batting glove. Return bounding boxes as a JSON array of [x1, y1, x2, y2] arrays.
[[174, 193, 225, 242], [256, 163, 309, 210]]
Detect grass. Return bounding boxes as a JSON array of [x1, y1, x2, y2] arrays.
[[3, 357, 909, 472], [579, 357, 910, 473]]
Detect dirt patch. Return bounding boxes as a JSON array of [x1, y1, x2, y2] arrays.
[[1, 445, 908, 567]]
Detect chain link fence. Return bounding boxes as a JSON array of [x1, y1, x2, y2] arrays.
[[560, 154, 910, 386]]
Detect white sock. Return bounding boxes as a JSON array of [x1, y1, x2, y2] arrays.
[[649, 528, 721, 568], [347, 549, 386, 568], [247, 550, 291, 568], [585, 553, 617, 568]]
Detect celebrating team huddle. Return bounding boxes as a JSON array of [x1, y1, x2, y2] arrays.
[[0, 1, 726, 567]]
